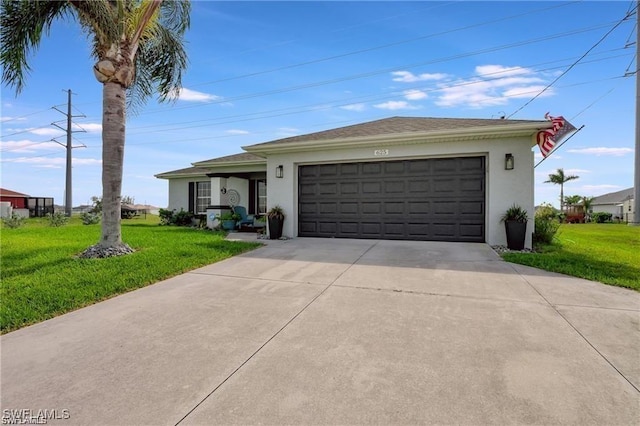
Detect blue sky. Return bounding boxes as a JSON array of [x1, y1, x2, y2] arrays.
[[1, 1, 636, 209]]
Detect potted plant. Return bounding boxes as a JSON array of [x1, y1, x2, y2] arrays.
[[267, 205, 285, 239], [217, 211, 239, 231], [501, 204, 529, 250]]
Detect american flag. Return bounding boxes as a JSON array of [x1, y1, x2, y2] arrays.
[[535, 113, 577, 158]]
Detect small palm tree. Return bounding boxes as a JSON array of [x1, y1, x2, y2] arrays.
[[582, 196, 595, 221], [564, 195, 582, 207], [1, 0, 190, 257], [545, 168, 579, 213]]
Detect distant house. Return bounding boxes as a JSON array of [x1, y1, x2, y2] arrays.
[[591, 187, 635, 222], [0, 188, 29, 209], [157, 116, 557, 249], [0, 188, 54, 217]]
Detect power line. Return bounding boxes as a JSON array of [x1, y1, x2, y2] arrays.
[[508, 5, 637, 118], [134, 20, 619, 119], [190, 1, 582, 89]]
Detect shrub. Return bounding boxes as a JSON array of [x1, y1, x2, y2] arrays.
[[533, 216, 560, 245], [158, 208, 174, 225], [591, 212, 612, 223], [158, 208, 194, 226], [81, 212, 101, 225], [173, 209, 194, 226], [535, 203, 558, 221], [2, 213, 27, 229], [46, 212, 69, 227]]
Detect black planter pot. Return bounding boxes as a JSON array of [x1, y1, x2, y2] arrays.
[[268, 217, 284, 239], [505, 221, 527, 250]]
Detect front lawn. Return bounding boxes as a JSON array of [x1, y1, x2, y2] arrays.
[[0, 216, 260, 333], [502, 223, 640, 291]]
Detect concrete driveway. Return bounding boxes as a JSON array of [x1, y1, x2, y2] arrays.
[[1, 238, 638, 425]]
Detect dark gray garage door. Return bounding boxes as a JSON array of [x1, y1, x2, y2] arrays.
[[298, 156, 485, 242]]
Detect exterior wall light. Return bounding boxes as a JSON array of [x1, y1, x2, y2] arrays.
[[505, 153, 514, 170], [275, 165, 284, 178]]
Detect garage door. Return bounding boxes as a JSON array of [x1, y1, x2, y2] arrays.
[[298, 156, 485, 242]]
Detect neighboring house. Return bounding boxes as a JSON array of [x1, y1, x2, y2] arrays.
[[0, 187, 54, 217], [0, 188, 30, 209], [590, 187, 635, 222], [156, 116, 554, 249]]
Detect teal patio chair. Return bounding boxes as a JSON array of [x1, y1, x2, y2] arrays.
[[232, 206, 254, 229]]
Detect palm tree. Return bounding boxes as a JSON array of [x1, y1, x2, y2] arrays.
[[564, 194, 582, 208], [582, 196, 595, 221], [545, 168, 579, 213], [1, 0, 190, 257]]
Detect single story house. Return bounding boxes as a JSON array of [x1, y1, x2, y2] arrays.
[[590, 187, 635, 222], [156, 116, 554, 248]]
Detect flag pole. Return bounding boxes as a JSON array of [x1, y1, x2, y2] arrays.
[[534, 125, 585, 169]]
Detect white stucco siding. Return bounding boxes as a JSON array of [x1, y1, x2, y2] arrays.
[[226, 177, 249, 209], [266, 136, 535, 248], [167, 177, 195, 212]]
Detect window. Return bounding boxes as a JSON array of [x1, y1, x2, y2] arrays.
[[257, 180, 267, 214], [195, 181, 210, 214]]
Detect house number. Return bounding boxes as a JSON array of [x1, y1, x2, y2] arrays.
[[374, 149, 389, 156]]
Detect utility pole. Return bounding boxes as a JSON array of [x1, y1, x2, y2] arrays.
[[53, 89, 85, 217], [633, 0, 640, 226]]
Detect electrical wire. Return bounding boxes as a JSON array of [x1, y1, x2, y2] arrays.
[[507, 5, 637, 118]]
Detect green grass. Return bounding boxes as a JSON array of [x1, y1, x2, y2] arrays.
[[502, 223, 640, 291], [0, 216, 260, 333]]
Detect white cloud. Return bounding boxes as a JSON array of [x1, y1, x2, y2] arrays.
[[374, 101, 420, 110], [434, 64, 552, 108], [7, 157, 101, 166], [0, 139, 62, 153], [175, 88, 221, 102], [340, 103, 366, 112], [502, 86, 552, 99], [566, 147, 633, 156], [581, 184, 622, 193], [226, 129, 249, 135], [564, 168, 590, 174], [1, 116, 26, 123], [29, 128, 65, 137], [73, 123, 102, 133], [391, 71, 448, 83], [403, 89, 428, 100]]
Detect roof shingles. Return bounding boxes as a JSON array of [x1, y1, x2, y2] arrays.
[[248, 116, 546, 147]]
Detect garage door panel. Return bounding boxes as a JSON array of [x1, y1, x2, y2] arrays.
[[340, 163, 359, 175], [362, 163, 382, 174], [298, 157, 485, 242], [460, 201, 484, 214], [384, 202, 405, 214], [461, 178, 484, 192], [408, 180, 430, 193], [460, 224, 484, 238], [385, 181, 405, 193], [340, 182, 359, 194], [340, 202, 358, 214]]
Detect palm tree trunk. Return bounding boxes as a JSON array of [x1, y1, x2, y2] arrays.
[[99, 81, 125, 248], [560, 184, 564, 213]]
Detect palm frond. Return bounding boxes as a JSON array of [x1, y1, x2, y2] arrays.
[[69, 0, 120, 54], [0, 0, 71, 92], [127, 1, 190, 112]]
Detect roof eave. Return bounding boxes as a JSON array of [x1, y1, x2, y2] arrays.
[[192, 159, 267, 168]]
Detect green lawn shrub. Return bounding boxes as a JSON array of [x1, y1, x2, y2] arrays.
[[591, 212, 612, 223], [81, 212, 101, 225], [46, 212, 69, 227], [1, 213, 27, 229], [158, 208, 194, 226]]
